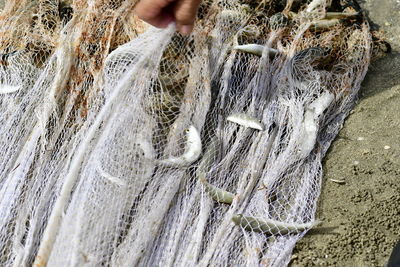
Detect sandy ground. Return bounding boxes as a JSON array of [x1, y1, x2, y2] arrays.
[[292, 0, 400, 266]]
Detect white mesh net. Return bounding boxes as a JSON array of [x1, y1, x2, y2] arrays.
[[0, 0, 381, 266]]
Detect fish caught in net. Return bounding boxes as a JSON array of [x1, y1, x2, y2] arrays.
[[0, 0, 389, 266]]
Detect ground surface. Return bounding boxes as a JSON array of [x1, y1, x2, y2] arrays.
[[292, 0, 400, 266]]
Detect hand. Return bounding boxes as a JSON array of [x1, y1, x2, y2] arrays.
[[134, 0, 202, 35]]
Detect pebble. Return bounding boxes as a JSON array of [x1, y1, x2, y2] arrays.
[[362, 149, 370, 155]]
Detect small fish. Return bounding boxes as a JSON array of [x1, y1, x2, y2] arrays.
[[307, 91, 335, 118], [310, 19, 341, 31], [159, 125, 202, 167], [232, 214, 320, 235], [297, 91, 334, 158], [233, 44, 279, 57], [97, 166, 126, 187], [325, 12, 359, 20], [199, 176, 235, 204], [330, 179, 346, 184], [227, 113, 265, 131], [0, 84, 20, 94]]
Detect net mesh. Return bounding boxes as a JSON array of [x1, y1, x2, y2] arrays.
[[0, 0, 381, 266]]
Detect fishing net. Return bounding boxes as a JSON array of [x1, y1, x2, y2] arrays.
[[0, 0, 386, 266]]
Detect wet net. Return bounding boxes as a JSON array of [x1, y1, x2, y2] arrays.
[[0, 0, 385, 266]]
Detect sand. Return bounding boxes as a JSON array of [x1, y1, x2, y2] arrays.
[[292, 0, 400, 266]]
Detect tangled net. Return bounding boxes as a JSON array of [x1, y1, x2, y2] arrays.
[[0, 0, 388, 266]]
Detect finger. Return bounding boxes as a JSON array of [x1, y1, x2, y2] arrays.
[[174, 0, 202, 35], [135, 0, 175, 28], [144, 12, 175, 28]]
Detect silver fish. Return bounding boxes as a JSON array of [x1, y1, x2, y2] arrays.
[[233, 44, 279, 57], [297, 91, 334, 158], [227, 113, 265, 131], [232, 214, 320, 235], [311, 19, 341, 31], [0, 84, 20, 94], [159, 125, 202, 167], [325, 11, 359, 20], [199, 177, 235, 205]]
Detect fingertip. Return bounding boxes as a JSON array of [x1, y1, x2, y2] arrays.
[[174, 0, 201, 33], [178, 24, 193, 35], [134, 0, 175, 28], [137, 13, 174, 29]]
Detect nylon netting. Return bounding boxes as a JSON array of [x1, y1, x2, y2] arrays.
[[0, 0, 378, 266]]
